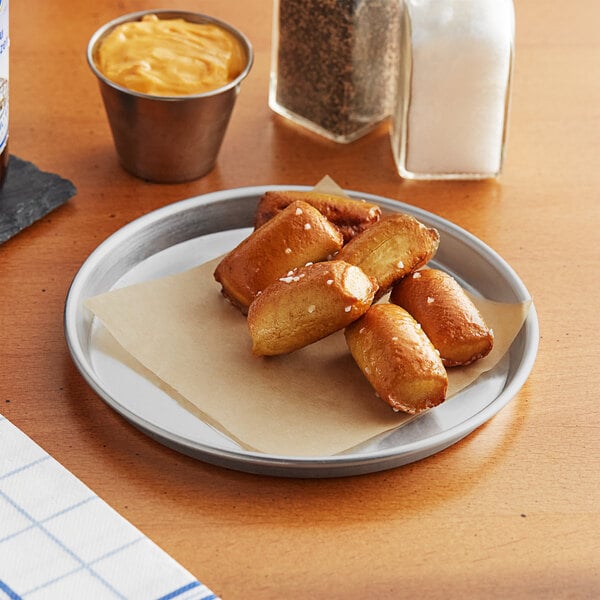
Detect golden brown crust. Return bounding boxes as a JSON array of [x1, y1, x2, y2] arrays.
[[214, 200, 344, 313], [336, 213, 440, 299], [247, 260, 378, 356], [345, 304, 448, 414], [390, 269, 494, 367], [254, 190, 381, 243]]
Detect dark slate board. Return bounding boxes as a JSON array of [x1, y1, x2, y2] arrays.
[[0, 155, 77, 244]]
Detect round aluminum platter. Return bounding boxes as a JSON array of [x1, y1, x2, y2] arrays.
[[64, 186, 538, 478]]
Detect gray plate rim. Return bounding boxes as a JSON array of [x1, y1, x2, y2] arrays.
[[64, 185, 539, 477]]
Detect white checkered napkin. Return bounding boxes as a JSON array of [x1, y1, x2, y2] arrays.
[[0, 415, 220, 600]]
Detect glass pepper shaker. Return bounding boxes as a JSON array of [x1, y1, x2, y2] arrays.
[[391, 0, 515, 179], [269, 0, 400, 144]]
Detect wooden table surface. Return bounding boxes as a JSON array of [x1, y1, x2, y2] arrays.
[[2, 0, 599, 598]]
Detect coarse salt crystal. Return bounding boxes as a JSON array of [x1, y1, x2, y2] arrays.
[[427, 296, 435, 304], [344, 305, 352, 313], [285, 247, 292, 254], [304, 223, 311, 230], [397, 260, 404, 269], [326, 279, 334, 285], [413, 272, 422, 279], [359, 327, 366, 334], [279, 276, 294, 283], [295, 207, 303, 215], [305, 262, 313, 267], [307, 304, 316, 313]]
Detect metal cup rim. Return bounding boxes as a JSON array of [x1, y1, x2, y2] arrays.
[[86, 9, 254, 101]]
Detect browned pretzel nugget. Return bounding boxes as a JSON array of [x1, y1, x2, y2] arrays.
[[390, 268, 494, 367], [214, 200, 343, 313], [336, 213, 440, 299], [254, 190, 381, 243], [345, 303, 448, 414], [248, 260, 377, 356]]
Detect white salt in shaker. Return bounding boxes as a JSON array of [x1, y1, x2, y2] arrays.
[[391, 0, 515, 179]]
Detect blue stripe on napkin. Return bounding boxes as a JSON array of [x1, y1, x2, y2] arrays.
[[0, 579, 21, 600], [0, 415, 219, 600]]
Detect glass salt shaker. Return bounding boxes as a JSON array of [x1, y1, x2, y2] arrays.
[[269, 0, 400, 144], [391, 0, 515, 179]]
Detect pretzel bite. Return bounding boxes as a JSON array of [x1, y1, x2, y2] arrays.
[[254, 190, 381, 243], [214, 201, 344, 313], [336, 213, 440, 299], [247, 260, 377, 356], [345, 304, 448, 414], [390, 269, 494, 367]]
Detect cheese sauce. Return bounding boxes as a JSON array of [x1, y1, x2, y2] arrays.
[[96, 14, 246, 96]]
